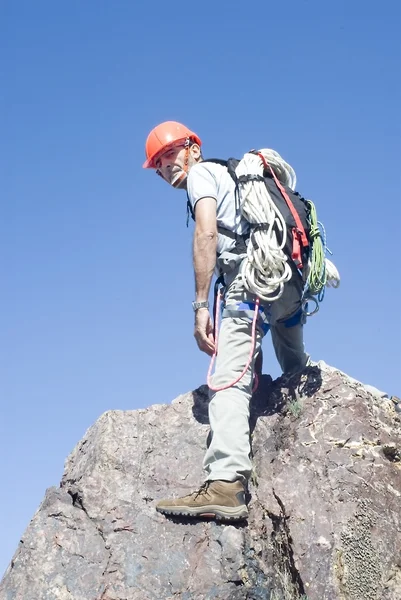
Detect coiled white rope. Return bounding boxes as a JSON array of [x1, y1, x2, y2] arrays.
[[236, 150, 296, 301], [235, 149, 340, 301]]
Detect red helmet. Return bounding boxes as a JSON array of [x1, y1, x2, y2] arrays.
[[143, 121, 202, 169]]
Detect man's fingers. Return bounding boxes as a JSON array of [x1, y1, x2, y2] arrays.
[[200, 343, 214, 357], [198, 336, 214, 356], [194, 330, 215, 356], [194, 310, 216, 356]]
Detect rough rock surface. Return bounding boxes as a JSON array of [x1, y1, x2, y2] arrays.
[[1, 362, 400, 600]]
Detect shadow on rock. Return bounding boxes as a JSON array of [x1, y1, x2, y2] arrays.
[[192, 384, 210, 424], [193, 366, 323, 428], [250, 365, 323, 432], [161, 513, 249, 528], [191, 365, 323, 456]]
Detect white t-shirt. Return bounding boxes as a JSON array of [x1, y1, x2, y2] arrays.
[[186, 161, 250, 257]]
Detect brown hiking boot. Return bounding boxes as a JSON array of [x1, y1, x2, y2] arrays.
[[156, 480, 248, 521]]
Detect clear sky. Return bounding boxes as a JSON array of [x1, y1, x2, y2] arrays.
[[1, 0, 400, 578]]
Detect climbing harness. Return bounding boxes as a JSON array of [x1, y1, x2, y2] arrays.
[[207, 286, 261, 393], [207, 280, 304, 393]]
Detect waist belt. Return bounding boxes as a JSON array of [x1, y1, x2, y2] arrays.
[[222, 301, 271, 335], [222, 301, 303, 333]]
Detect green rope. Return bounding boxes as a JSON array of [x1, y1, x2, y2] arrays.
[[306, 200, 326, 295]]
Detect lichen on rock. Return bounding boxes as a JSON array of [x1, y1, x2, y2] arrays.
[[338, 499, 382, 600]]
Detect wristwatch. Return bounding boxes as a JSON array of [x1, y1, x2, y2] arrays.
[[192, 301, 209, 312]]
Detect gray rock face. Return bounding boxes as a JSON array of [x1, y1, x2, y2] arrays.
[[1, 362, 400, 600]]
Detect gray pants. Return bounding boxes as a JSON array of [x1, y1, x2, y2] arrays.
[[204, 271, 309, 483]]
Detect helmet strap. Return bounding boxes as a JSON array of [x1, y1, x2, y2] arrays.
[[156, 138, 191, 188], [171, 138, 191, 188], [183, 138, 190, 174]]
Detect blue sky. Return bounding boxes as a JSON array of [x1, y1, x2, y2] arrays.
[[1, 0, 400, 577]]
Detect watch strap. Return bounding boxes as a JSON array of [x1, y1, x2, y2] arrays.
[[192, 301, 209, 312]]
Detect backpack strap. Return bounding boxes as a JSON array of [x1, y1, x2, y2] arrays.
[[203, 158, 228, 167], [187, 159, 248, 256], [203, 157, 243, 221], [203, 158, 240, 187], [205, 159, 248, 255], [186, 159, 229, 226]]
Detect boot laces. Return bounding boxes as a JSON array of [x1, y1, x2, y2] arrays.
[[191, 482, 210, 500]]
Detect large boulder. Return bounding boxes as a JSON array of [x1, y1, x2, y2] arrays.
[[1, 362, 400, 600]]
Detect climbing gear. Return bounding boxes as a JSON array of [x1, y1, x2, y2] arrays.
[[207, 287, 261, 392], [188, 150, 340, 311], [208, 280, 304, 393], [188, 147, 340, 394], [155, 479, 248, 521], [202, 150, 340, 304], [192, 300, 209, 311], [142, 121, 201, 169], [305, 200, 340, 303], [209, 275, 262, 393], [203, 146, 341, 394]]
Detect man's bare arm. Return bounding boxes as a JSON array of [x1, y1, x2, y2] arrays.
[[192, 197, 217, 356], [193, 197, 218, 302]]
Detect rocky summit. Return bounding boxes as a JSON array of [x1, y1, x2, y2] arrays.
[[1, 361, 400, 600]]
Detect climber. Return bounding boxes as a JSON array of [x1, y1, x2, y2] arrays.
[[143, 121, 313, 521]]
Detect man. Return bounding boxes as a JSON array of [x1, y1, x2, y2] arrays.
[[143, 121, 309, 521]]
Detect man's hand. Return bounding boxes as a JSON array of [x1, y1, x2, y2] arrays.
[[194, 308, 215, 356]]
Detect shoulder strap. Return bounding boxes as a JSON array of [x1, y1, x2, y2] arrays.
[[202, 158, 228, 167], [186, 157, 242, 228], [203, 157, 241, 215], [203, 157, 240, 184], [186, 159, 227, 226]]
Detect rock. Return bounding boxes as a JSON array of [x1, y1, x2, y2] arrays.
[[1, 362, 400, 600]]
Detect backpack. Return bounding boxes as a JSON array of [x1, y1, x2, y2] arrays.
[[187, 149, 339, 304]]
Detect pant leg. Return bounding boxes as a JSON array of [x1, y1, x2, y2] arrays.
[[270, 320, 309, 375], [203, 315, 263, 484]]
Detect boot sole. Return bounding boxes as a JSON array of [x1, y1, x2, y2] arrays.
[[156, 504, 248, 521]]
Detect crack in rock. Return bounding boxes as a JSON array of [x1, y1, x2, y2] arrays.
[[67, 489, 114, 582], [264, 491, 306, 599]]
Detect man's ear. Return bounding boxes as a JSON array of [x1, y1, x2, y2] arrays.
[[190, 144, 202, 161]]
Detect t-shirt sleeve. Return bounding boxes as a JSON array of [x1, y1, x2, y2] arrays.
[[187, 163, 218, 213]]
